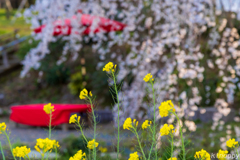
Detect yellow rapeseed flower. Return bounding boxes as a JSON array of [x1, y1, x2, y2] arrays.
[[143, 73, 154, 82], [226, 138, 238, 148], [69, 150, 86, 160], [43, 103, 55, 114], [217, 149, 228, 160], [0, 122, 6, 134], [99, 146, 108, 153], [129, 152, 139, 160], [103, 62, 115, 72], [142, 120, 152, 130], [194, 149, 211, 160], [69, 114, 80, 124], [159, 100, 175, 117], [13, 146, 31, 158], [35, 138, 60, 153], [87, 139, 99, 149], [168, 157, 177, 160], [123, 118, 138, 130], [90, 91, 93, 97], [79, 88, 88, 99], [160, 124, 175, 136]]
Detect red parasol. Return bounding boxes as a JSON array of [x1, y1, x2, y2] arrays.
[[34, 14, 126, 36]]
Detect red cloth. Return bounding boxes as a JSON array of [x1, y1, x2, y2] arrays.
[[34, 14, 126, 36], [10, 104, 91, 126]]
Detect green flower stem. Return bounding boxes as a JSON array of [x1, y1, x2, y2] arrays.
[[49, 112, 52, 139], [173, 112, 185, 160], [235, 147, 239, 160], [54, 147, 58, 160], [0, 141, 5, 160], [27, 155, 31, 160], [76, 121, 88, 144], [3, 131, 16, 160], [132, 127, 147, 160], [171, 134, 174, 159], [111, 70, 121, 160], [41, 153, 45, 160], [147, 80, 157, 160], [88, 97, 97, 160], [147, 124, 155, 160]]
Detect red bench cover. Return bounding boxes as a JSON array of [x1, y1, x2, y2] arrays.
[[10, 104, 91, 126]]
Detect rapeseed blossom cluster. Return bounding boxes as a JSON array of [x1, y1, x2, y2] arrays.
[[69, 114, 80, 124], [128, 152, 139, 160], [12, 146, 31, 158], [123, 117, 138, 130], [99, 146, 108, 153], [194, 149, 211, 160], [35, 138, 60, 153], [69, 150, 86, 160], [168, 157, 177, 160], [159, 100, 175, 117], [217, 149, 228, 160], [143, 73, 154, 82], [160, 124, 175, 136], [87, 139, 99, 149], [79, 88, 92, 99], [0, 122, 6, 134], [43, 103, 55, 114], [141, 120, 152, 130], [102, 62, 116, 72], [226, 138, 238, 148]]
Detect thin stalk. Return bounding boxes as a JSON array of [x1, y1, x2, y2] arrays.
[[133, 127, 147, 160], [27, 155, 31, 160], [235, 147, 239, 160], [173, 112, 185, 160], [54, 148, 58, 160], [147, 80, 157, 160], [0, 141, 5, 160], [77, 121, 88, 143], [147, 122, 154, 160], [49, 112, 52, 139], [112, 71, 120, 160], [4, 132, 16, 160], [88, 97, 97, 160], [171, 134, 174, 159]]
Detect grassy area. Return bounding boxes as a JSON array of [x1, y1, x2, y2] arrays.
[[0, 9, 31, 36]]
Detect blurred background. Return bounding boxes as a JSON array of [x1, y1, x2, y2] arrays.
[[1, 0, 240, 159]]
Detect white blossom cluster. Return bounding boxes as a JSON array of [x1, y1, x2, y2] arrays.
[[22, 0, 240, 134]]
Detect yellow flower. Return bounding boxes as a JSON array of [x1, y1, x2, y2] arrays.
[[69, 114, 80, 124], [123, 118, 138, 130], [194, 149, 211, 160], [90, 91, 93, 97], [129, 152, 139, 160], [79, 88, 88, 99], [160, 124, 175, 136], [13, 146, 31, 158], [43, 103, 55, 114], [99, 146, 108, 153], [217, 149, 228, 160], [142, 120, 151, 130], [69, 150, 86, 160], [103, 62, 114, 72], [159, 100, 175, 117], [87, 139, 99, 149], [226, 138, 238, 148], [143, 73, 153, 82], [0, 122, 6, 134], [35, 138, 60, 153], [168, 158, 177, 160]]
